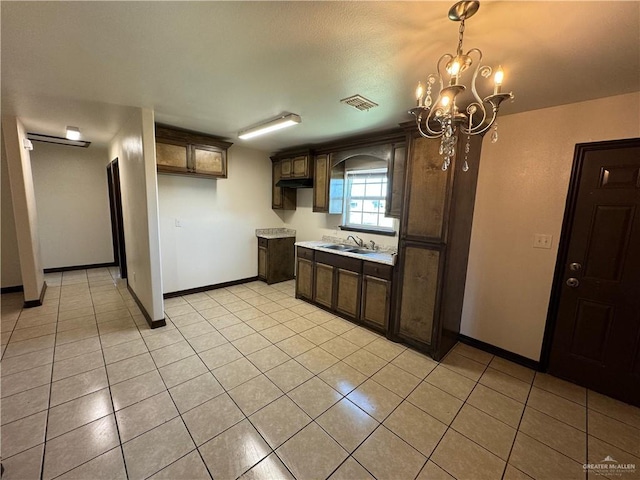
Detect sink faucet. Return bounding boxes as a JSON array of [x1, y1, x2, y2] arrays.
[[347, 235, 364, 247], [368, 240, 376, 250]]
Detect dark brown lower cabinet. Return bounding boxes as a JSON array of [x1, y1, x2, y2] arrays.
[[361, 262, 393, 333], [313, 263, 334, 309], [295, 247, 314, 300], [396, 244, 441, 346], [296, 247, 392, 332], [335, 269, 361, 319], [257, 237, 295, 284]]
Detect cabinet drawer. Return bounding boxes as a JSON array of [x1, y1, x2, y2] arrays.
[[258, 237, 268, 248], [363, 261, 393, 280], [316, 251, 361, 273], [297, 247, 314, 261]]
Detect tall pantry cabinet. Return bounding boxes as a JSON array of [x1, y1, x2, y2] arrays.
[[391, 128, 484, 361]]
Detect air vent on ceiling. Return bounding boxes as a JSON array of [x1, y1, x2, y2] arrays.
[[27, 133, 91, 148], [340, 94, 379, 111]]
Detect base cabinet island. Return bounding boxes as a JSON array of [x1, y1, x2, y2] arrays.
[[256, 229, 296, 284], [295, 241, 395, 334]]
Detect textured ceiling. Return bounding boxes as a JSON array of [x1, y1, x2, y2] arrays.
[[2, 1, 638, 152]]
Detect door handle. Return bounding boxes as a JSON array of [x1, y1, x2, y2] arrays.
[[566, 278, 580, 288]]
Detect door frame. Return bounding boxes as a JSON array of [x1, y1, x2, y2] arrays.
[[539, 137, 640, 371], [107, 158, 127, 280]]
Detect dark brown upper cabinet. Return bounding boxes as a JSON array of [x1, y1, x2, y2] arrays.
[[155, 124, 232, 179], [310, 130, 406, 216], [271, 130, 407, 215], [312, 154, 344, 214], [386, 142, 406, 219], [313, 154, 330, 212], [281, 155, 311, 179], [272, 160, 296, 210], [271, 150, 313, 211]]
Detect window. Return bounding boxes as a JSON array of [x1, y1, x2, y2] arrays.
[[343, 168, 395, 233]]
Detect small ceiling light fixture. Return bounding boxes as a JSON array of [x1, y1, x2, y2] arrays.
[[65, 126, 81, 141], [409, 0, 514, 171], [238, 113, 301, 140]]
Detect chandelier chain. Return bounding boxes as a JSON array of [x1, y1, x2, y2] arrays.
[[457, 20, 465, 54]]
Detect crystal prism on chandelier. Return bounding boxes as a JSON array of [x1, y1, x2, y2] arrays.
[[409, 0, 514, 171]]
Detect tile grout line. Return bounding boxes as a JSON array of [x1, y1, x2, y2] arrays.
[[91, 271, 132, 480], [40, 274, 67, 480], [499, 371, 535, 480], [585, 391, 589, 480]]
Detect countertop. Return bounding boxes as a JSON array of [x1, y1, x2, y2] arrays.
[[256, 228, 296, 239], [296, 240, 396, 266]]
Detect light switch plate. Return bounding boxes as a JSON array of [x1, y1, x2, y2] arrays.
[[175, 218, 182, 228], [533, 233, 552, 249]]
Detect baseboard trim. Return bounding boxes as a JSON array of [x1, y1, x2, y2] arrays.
[[1, 285, 24, 294], [44, 262, 117, 273], [24, 282, 47, 308], [458, 334, 541, 371], [127, 284, 166, 329], [163, 276, 260, 299]]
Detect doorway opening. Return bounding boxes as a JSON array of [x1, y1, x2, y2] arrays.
[[107, 158, 127, 280]]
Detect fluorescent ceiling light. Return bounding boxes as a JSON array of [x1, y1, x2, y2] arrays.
[[66, 126, 81, 141], [27, 132, 91, 148], [238, 114, 301, 140]]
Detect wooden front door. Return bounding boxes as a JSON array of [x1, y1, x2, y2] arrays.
[[546, 138, 640, 406]]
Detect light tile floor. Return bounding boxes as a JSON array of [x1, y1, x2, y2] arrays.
[[1, 268, 639, 480]]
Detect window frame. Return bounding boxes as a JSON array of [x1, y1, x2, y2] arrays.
[[340, 167, 396, 235]]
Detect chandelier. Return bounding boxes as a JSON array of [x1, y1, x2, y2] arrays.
[[409, 0, 513, 171]]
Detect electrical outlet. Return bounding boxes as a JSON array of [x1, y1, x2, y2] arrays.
[[533, 234, 553, 249]]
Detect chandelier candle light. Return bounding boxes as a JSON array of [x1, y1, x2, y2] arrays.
[[409, 0, 514, 171]]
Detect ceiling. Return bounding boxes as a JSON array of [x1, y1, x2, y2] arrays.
[[2, 1, 638, 152]]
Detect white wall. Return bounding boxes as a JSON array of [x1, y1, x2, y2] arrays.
[[1, 116, 45, 301], [109, 108, 164, 321], [1, 128, 22, 288], [30, 142, 113, 269], [461, 92, 640, 361], [282, 188, 399, 248], [158, 145, 282, 293]]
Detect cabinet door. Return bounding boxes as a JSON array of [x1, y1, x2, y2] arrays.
[[156, 139, 189, 173], [361, 275, 390, 330], [272, 162, 283, 209], [281, 158, 292, 178], [272, 162, 296, 210], [296, 258, 314, 300], [396, 245, 441, 346], [292, 156, 308, 178], [258, 246, 267, 280], [192, 144, 226, 178], [313, 154, 330, 212], [335, 268, 361, 319], [404, 136, 448, 240], [313, 263, 334, 308], [386, 143, 406, 219]]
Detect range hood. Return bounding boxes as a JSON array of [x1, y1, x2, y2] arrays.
[[276, 178, 313, 188]]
